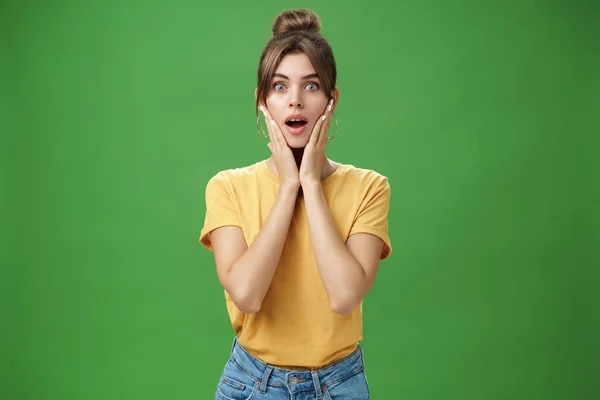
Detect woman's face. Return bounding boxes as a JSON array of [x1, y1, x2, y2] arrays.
[[262, 53, 336, 148]]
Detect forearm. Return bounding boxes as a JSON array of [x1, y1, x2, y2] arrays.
[[228, 183, 298, 312], [302, 182, 366, 314]]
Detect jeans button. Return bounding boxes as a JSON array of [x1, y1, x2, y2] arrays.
[[290, 377, 298, 385]]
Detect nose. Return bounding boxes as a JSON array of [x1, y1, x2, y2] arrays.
[[288, 87, 303, 108]]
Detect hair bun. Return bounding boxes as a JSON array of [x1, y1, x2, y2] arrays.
[[272, 9, 321, 35]]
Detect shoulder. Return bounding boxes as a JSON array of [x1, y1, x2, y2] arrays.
[[339, 162, 390, 190], [206, 160, 265, 187]]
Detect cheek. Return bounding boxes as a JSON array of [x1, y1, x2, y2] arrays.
[[265, 91, 282, 105], [311, 98, 329, 114], [265, 99, 285, 121], [265, 97, 275, 109], [265, 97, 280, 112]]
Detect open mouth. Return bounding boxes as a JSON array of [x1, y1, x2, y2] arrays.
[[285, 120, 308, 128]]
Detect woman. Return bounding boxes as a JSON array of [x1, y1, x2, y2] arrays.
[[200, 9, 392, 400]]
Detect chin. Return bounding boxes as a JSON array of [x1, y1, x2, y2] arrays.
[[285, 136, 309, 148]]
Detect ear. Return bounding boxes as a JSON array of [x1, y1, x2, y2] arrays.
[[255, 88, 265, 109], [331, 87, 340, 111]]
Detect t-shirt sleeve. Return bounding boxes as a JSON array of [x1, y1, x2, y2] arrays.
[[199, 173, 241, 251], [348, 175, 392, 260]]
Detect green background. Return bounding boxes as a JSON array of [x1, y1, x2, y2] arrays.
[[2, 0, 598, 399]]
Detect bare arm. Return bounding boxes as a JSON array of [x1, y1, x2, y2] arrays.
[[302, 181, 384, 315], [210, 183, 298, 313], [209, 104, 301, 313]]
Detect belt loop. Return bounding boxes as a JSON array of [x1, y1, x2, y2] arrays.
[[311, 370, 323, 399], [260, 365, 273, 393], [230, 336, 237, 356]]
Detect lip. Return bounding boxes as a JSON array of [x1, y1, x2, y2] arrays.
[[285, 123, 308, 135], [284, 113, 309, 136], [285, 113, 308, 123]]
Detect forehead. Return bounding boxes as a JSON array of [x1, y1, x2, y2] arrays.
[[274, 53, 316, 77]]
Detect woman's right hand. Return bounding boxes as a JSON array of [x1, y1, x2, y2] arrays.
[[260, 105, 300, 189]]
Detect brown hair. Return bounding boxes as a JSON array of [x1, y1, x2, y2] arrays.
[[255, 9, 337, 116]]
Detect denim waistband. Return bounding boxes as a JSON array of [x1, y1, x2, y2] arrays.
[[228, 336, 364, 397]]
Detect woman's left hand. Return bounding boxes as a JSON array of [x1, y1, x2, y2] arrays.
[[299, 99, 334, 186]]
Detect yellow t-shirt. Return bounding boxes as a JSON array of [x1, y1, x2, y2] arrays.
[[199, 159, 392, 369]]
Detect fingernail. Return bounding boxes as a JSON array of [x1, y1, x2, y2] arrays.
[[271, 120, 275, 126], [328, 104, 332, 112], [321, 115, 326, 121]]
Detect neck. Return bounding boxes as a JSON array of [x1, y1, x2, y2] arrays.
[[267, 147, 334, 181], [291, 147, 305, 170]]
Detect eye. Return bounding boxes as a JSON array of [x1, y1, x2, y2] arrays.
[[306, 82, 319, 91], [273, 82, 286, 91]]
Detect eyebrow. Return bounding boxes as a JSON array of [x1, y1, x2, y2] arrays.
[[273, 73, 320, 80]]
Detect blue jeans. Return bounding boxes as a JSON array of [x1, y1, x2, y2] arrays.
[[215, 337, 371, 399]]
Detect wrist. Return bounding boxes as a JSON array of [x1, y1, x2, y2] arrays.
[[300, 179, 322, 191], [279, 181, 301, 194]]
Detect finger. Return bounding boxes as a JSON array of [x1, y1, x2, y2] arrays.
[[273, 118, 289, 149], [260, 105, 280, 148], [319, 114, 331, 148], [262, 105, 285, 149], [322, 111, 332, 144], [313, 98, 334, 146], [321, 115, 331, 147], [327, 98, 334, 114], [271, 117, 285, 149], [310, 114, 326, 148], [322, 99, 334, 143]]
